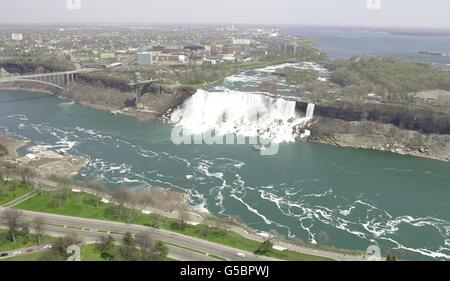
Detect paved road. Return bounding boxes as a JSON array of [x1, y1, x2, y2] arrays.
[[0, 224, 216, 261], [3, 177, 365, 261], [0, 244, 49, 260], [0, 208, 277, 261]]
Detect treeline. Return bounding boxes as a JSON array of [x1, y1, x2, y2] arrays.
[[327, 56, 450, 101]]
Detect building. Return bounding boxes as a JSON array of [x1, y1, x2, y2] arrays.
[[11, 33, 23, 41], [232, 38, 251, 46], [210, 42, 218, 56], [203, 59, 217, 66], [281, 42, 297, 55], [100, 52, 115, 60], [222, 45, 237, 55], [137, 52, 154, 65], [249, 49, 268, 58]]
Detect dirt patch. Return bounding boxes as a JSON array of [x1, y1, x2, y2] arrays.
[[0, 133, 28, 159]]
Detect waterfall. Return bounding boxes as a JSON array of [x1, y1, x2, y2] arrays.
[[171, 89, 305, 143], [305, 103, 315, 120]]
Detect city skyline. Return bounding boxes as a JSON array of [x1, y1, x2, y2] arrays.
[[0, 0, 450, 28]]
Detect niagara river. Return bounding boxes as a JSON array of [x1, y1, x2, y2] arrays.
[[1, 60, 450, 260]]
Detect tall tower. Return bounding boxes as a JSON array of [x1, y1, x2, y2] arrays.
[[134, 72, 142, 106], [128, 72, 159, 109]]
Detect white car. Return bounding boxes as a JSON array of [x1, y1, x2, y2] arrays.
[[12, 250, 22, 255], [43, 244, 52, 249], [236, 252, 246, 258]]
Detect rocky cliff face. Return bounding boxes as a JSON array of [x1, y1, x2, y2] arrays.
[[0, 62, 69, 75], [297, 101, 450, 134]]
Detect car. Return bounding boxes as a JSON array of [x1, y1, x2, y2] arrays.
[[26, 249, 34, 253], [0, 252, 8, 257], [236, 252, 246, 258], [12, 250, 22, 255], [43, 244, 52, 249]]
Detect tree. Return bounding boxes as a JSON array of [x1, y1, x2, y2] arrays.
[[41, 232, 83, 261], [176, 206, 190, 232], [152, 241, 168, 261], [254, 240, 273, 256], [135, 231, 154, 261], [19, 221, 30, 244], [112, 189, 131, 217], [0, 185, 6, 199], [87, 180, 107, 208], [18, 167, 35, 187], [2, 208, 23, 243], [32, 217, 47, 245], [119, 232, 137, 261], [51, 232, 83, 257], [122, 231, 134, 247], [52, 189, 66, 208], [386, 255, 398, 261], [96, 235, 115, 260]]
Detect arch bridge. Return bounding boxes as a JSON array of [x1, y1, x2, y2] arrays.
[[0, 69, 95, 92]]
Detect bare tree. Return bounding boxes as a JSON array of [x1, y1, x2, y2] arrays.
[[96, 234, 115, 260], [135, 231, 154, 261], [32, 217, 47, 245], [87, 180, 107, 208], [2, 208, 24, 243], [176, 206, 190, 232], [112, 189, 131, 217], [18, 167, 35, 187], [52, 189, 66, 208]]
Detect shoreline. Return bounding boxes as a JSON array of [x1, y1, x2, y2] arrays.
[[0, 132, 365, 260], [2, 84, 450, 164], [308, 117, 450, 163]]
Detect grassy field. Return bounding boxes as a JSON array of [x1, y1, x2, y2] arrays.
[[15, 191, 331, 261], [0, 229, 55, 252], [80, 244, 108, 261], [1, 244, 105, 261], [0, 183, 33, 206], [1, 252, 42, 261]]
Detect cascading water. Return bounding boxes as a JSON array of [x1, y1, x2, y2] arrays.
[[171, 89, 311, 143], [305, 103, 315, 120]]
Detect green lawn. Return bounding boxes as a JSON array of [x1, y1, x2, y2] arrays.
[[1, 252, 42, 261], [0, 229, 55, 252], [16, 191, 161, 227], [15, 191, 331, 261], [0, 183, 33, 205], [80, 244, 107, 261], [1, 244, 104, 261]]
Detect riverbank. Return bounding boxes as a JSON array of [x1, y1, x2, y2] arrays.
[[308, 117, 450, 163], [0, 133, 367, 261], [0, 133, 88, 178]]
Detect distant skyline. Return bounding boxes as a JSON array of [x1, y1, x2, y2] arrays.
[[1, 0, 450, 28]]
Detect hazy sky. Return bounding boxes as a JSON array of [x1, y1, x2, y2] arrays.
[[0, 0, 450, 28]]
